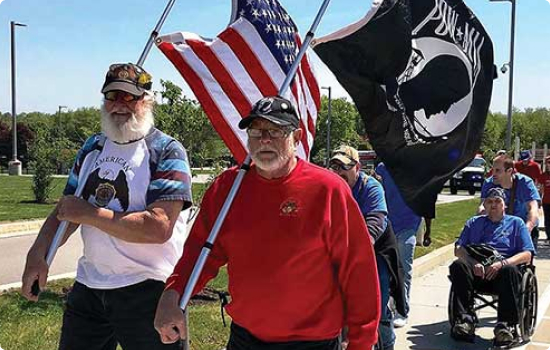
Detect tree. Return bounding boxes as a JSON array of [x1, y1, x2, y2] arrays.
[[28, 128, 56, 203], [154, 80, 230, 167], [310, 96, 368, 165], [0, 121, 36, 168]]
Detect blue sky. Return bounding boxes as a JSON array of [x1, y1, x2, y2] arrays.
[[0, 0, 549, 115]]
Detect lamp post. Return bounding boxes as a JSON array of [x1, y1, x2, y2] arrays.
[[490, 0, 516, 151], [9, 21, 27, 176], [58, 105, 68, 132], [321, 86, 332, 166]]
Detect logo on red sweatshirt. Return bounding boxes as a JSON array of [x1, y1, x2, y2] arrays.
[[280, 198, 300, 217]]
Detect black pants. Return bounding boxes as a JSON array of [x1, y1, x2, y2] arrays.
[[531, 226, 540, 250], [59, 280, 182, 350], [227, 323, 341, 350], [449, 260, 523, 324], [543, 204, 550, 239]]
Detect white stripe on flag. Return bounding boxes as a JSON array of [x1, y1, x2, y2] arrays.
[[177, 42, 249, 150]]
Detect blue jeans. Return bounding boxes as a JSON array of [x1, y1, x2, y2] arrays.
[[395, 228, 417, 317], [376, 254, 395, 350]]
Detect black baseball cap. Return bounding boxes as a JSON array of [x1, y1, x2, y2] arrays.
[[238, 96, 300, 130]]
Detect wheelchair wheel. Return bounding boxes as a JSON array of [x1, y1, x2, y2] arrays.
[[519, 268, 538, 340], [448, 285, 457, 327]]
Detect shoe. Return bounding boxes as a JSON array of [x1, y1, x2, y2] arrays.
[[451, 320, 475, 342], [393, 314, 408, 328], [493, 322, 516, 347]]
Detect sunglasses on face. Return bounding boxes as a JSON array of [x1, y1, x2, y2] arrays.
[[329, 161, 356, 171], [246, 128, 290, 139], [104, 91, 142, 102]]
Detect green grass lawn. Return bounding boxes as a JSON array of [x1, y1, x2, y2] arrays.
[[415, 199, 479, 258], [0, 176, 66, 222], [0, 176, 208, 223], [0, 270, 230, 350]]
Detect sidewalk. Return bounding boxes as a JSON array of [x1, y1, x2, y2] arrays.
[[395, 238, 550, 350]]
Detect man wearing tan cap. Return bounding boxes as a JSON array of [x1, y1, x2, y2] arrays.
[[329, 145, 404, 350]]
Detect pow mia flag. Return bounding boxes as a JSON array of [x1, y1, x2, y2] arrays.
[[313, 0, 494, 218]]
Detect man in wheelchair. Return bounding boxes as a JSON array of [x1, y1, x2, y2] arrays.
[[449, 188, 536, 347]]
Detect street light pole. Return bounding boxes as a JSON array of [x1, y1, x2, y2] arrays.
[[490, 0, 516, 151], [321, 86, 332, 166], [58, 105, 68, 132], [9, 21, 27, 176]]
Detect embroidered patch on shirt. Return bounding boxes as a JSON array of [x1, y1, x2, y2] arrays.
[[280, 198, 300, 217]]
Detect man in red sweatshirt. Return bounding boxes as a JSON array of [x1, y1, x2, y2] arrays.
[[515, 150, 542, 184], [154, 96, 381, 350]]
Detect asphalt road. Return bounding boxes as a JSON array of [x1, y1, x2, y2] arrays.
[[0, 228, 82, 288]]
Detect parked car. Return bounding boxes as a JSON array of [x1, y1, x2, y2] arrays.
[[358, 150, 377, 172], [449, 157, 486, 195]]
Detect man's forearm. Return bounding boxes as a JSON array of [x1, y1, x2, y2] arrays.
[[79, 207, 173, 244], [504, 251, 532, 266], [526, 213, 538, 232]]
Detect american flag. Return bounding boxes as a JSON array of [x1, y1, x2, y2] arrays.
[[156, 0, 320, 162]]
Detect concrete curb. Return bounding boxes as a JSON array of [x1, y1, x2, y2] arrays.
[[0, 219, 44, 236], [412, 243, 455, 278]]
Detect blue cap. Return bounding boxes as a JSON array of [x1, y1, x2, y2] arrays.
[[520, 150, 532, 161]]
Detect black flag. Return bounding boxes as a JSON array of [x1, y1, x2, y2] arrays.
[[314, 0, 494, 218]]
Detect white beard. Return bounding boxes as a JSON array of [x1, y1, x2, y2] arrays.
[[249, 138, 296, 173], [101, 105, 154, 143]]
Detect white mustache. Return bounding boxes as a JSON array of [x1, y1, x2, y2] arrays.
[[110, 106, 132, 114], [254, 146, 277, 154]]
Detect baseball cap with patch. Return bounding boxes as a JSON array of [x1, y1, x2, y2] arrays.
[[331, 145, 359, 166], [485, 187, 507, 202], [101, 63, 152, 96], [238, 96, 299, 130]]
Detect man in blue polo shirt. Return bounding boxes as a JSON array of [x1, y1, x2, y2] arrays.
[[329, 146, 405, 350], [480, 155, 540, 248], [450, 188, 535, 347]]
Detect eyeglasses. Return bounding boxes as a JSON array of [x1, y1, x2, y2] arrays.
[[328, 161, 356, 171], [104, 91, 142, 102], [246, 128, 291, 139]]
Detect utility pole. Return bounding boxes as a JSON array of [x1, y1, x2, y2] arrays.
[[490, 0, 516, 151], [58, 105, 68, 132]]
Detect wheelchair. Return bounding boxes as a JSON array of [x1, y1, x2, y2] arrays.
[[448, 264, 538, 346]]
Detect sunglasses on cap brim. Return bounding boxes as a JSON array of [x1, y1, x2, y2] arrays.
[[104, 90, 142, 102]]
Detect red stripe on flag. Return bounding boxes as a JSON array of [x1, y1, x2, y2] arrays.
[[185, 39, 251, 118], [296, 36, 321, 110], [297, 65, 317, 139], [158, 42, 247, 162], [220, 28, 278, 100]]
